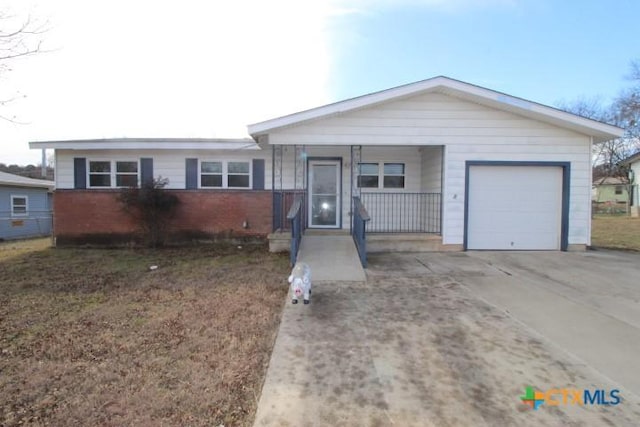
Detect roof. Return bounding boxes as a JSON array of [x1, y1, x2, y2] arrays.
[[0, 171, 54, 190], [29, 138, 260, 151], [248, 76, 624, 143], [593, 176, 628, 185], [620, 151, 640, 166]]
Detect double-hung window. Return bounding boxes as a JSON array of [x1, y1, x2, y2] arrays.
[[200, 160, 251, 189], [357, 162, 405, 189], [228, 162, 250, 188], [383, 163, 405, 189], [88, 160, 139, 188], [201, 161, 223, 187], [358, 163, 379, 188], [116, 161, 138, 187], [11, 195, 28, 216], [89, 161, 111, 187]]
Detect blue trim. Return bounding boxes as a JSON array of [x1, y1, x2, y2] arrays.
[[463, 161, 571, 251], [73, 158, 86, 189], [140, 158, 154, 185], [306, 157, 343, 229], [273, 191, 282, 231], [252, 159, 265, 190], [185, 158, 198, 189]]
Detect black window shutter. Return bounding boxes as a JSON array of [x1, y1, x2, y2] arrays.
[[74, 158, 87, 189], [252, 159, 265, 190], [140, 158, 154, 185], [185, 158, 198, 189]]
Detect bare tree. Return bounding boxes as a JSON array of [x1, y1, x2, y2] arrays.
[[0, 10, 47, 122], [557, 62, 640, 178]]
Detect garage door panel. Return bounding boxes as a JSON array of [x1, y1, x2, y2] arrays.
[[467, 165, 562, 250], [469, 231, 560, 250]]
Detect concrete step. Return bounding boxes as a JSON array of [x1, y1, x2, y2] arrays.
[[367, 233, 460, 252], [303, 229, 350, 236]]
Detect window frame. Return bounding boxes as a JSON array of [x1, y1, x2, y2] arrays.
[[357, 163, 379, 189], [383, 162, 406, 189], [87, 159, 140, 189], [357, 161, 406, 190], [615, 185, 623, 195], [11, 195, 28, 217], [199, 160, 252, 189]]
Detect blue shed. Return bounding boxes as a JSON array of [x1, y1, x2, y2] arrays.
[[0, 171, 54, 241]]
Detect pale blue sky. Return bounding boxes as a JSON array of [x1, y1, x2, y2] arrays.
[[2, 0, 639, 164], [327, 0, 639, 106]]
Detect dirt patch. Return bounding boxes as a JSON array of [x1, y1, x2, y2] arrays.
[[0, 239, 289, 426]]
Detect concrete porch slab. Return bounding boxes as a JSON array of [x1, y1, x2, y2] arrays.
[[297, 235, 366, 283]]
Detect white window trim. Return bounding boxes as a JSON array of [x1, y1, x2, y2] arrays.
[[87, 159, 140, 189], [357, 161, 406, 189], [11, 195, 28, 217], [199, 160, 252, 189]]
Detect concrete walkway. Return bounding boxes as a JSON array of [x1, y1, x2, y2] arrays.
[[297, 235, 366, 282]]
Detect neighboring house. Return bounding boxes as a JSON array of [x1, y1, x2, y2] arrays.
[[0, 171, 54, 241], [621, 151, 640, 217], [30, 76, 623, 252], [592, 177, 629, 203]]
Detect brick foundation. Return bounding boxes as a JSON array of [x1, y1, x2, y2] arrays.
[[54, 190, 273, 245]]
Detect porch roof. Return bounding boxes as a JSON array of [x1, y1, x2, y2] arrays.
[[248, 76, 623, 144]]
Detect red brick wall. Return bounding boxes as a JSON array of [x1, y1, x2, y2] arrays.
[[54, 190, 273, 245]]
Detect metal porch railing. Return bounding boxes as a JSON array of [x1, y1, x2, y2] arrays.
[[287, 195, 304, 266], [352, 196, 370, 268], [273, 190, 306, 232], [360, 192, 441, 233]]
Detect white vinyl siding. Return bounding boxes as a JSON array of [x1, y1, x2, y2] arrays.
[[420, 146, 443, 193], [631, 162, 640, 208], [269, 92, 592, 245], [55, 150, 270, 190]]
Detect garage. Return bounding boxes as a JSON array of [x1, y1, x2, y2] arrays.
[[465, 163, 567, 250]]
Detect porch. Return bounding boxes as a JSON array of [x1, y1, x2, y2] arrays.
[[267, 145, 447, 266]]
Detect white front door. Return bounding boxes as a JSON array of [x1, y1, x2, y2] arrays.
[[308, 160, 341, 228]]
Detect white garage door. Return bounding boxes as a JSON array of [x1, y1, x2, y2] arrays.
[[467, 165, 563, 250]]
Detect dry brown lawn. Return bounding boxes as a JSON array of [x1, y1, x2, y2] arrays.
[[0, 239, 289, 426], [591, 215, 640, 251]]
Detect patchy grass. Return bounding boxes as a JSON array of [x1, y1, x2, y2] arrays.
[[592, 215, 640, 251], [0, 239, 289, 426]]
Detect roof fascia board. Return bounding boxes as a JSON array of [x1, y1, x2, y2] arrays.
[[30, 139, 260, 150]]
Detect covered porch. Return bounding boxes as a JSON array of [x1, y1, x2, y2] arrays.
[[267, 144, 446, 265]]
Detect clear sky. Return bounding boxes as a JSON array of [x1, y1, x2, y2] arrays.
[[2, 0, 639, 165]]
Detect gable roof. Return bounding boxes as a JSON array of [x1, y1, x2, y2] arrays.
[[248, 76, 624, 143], [0, 171, 54, 190], [29, 138, 260, 151], [593, 176, 628, 185]]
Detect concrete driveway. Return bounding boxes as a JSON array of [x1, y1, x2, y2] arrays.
[[253, 250, 640, 426]]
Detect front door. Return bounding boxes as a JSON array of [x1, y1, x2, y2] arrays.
[[308, 159, 341, 228]]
